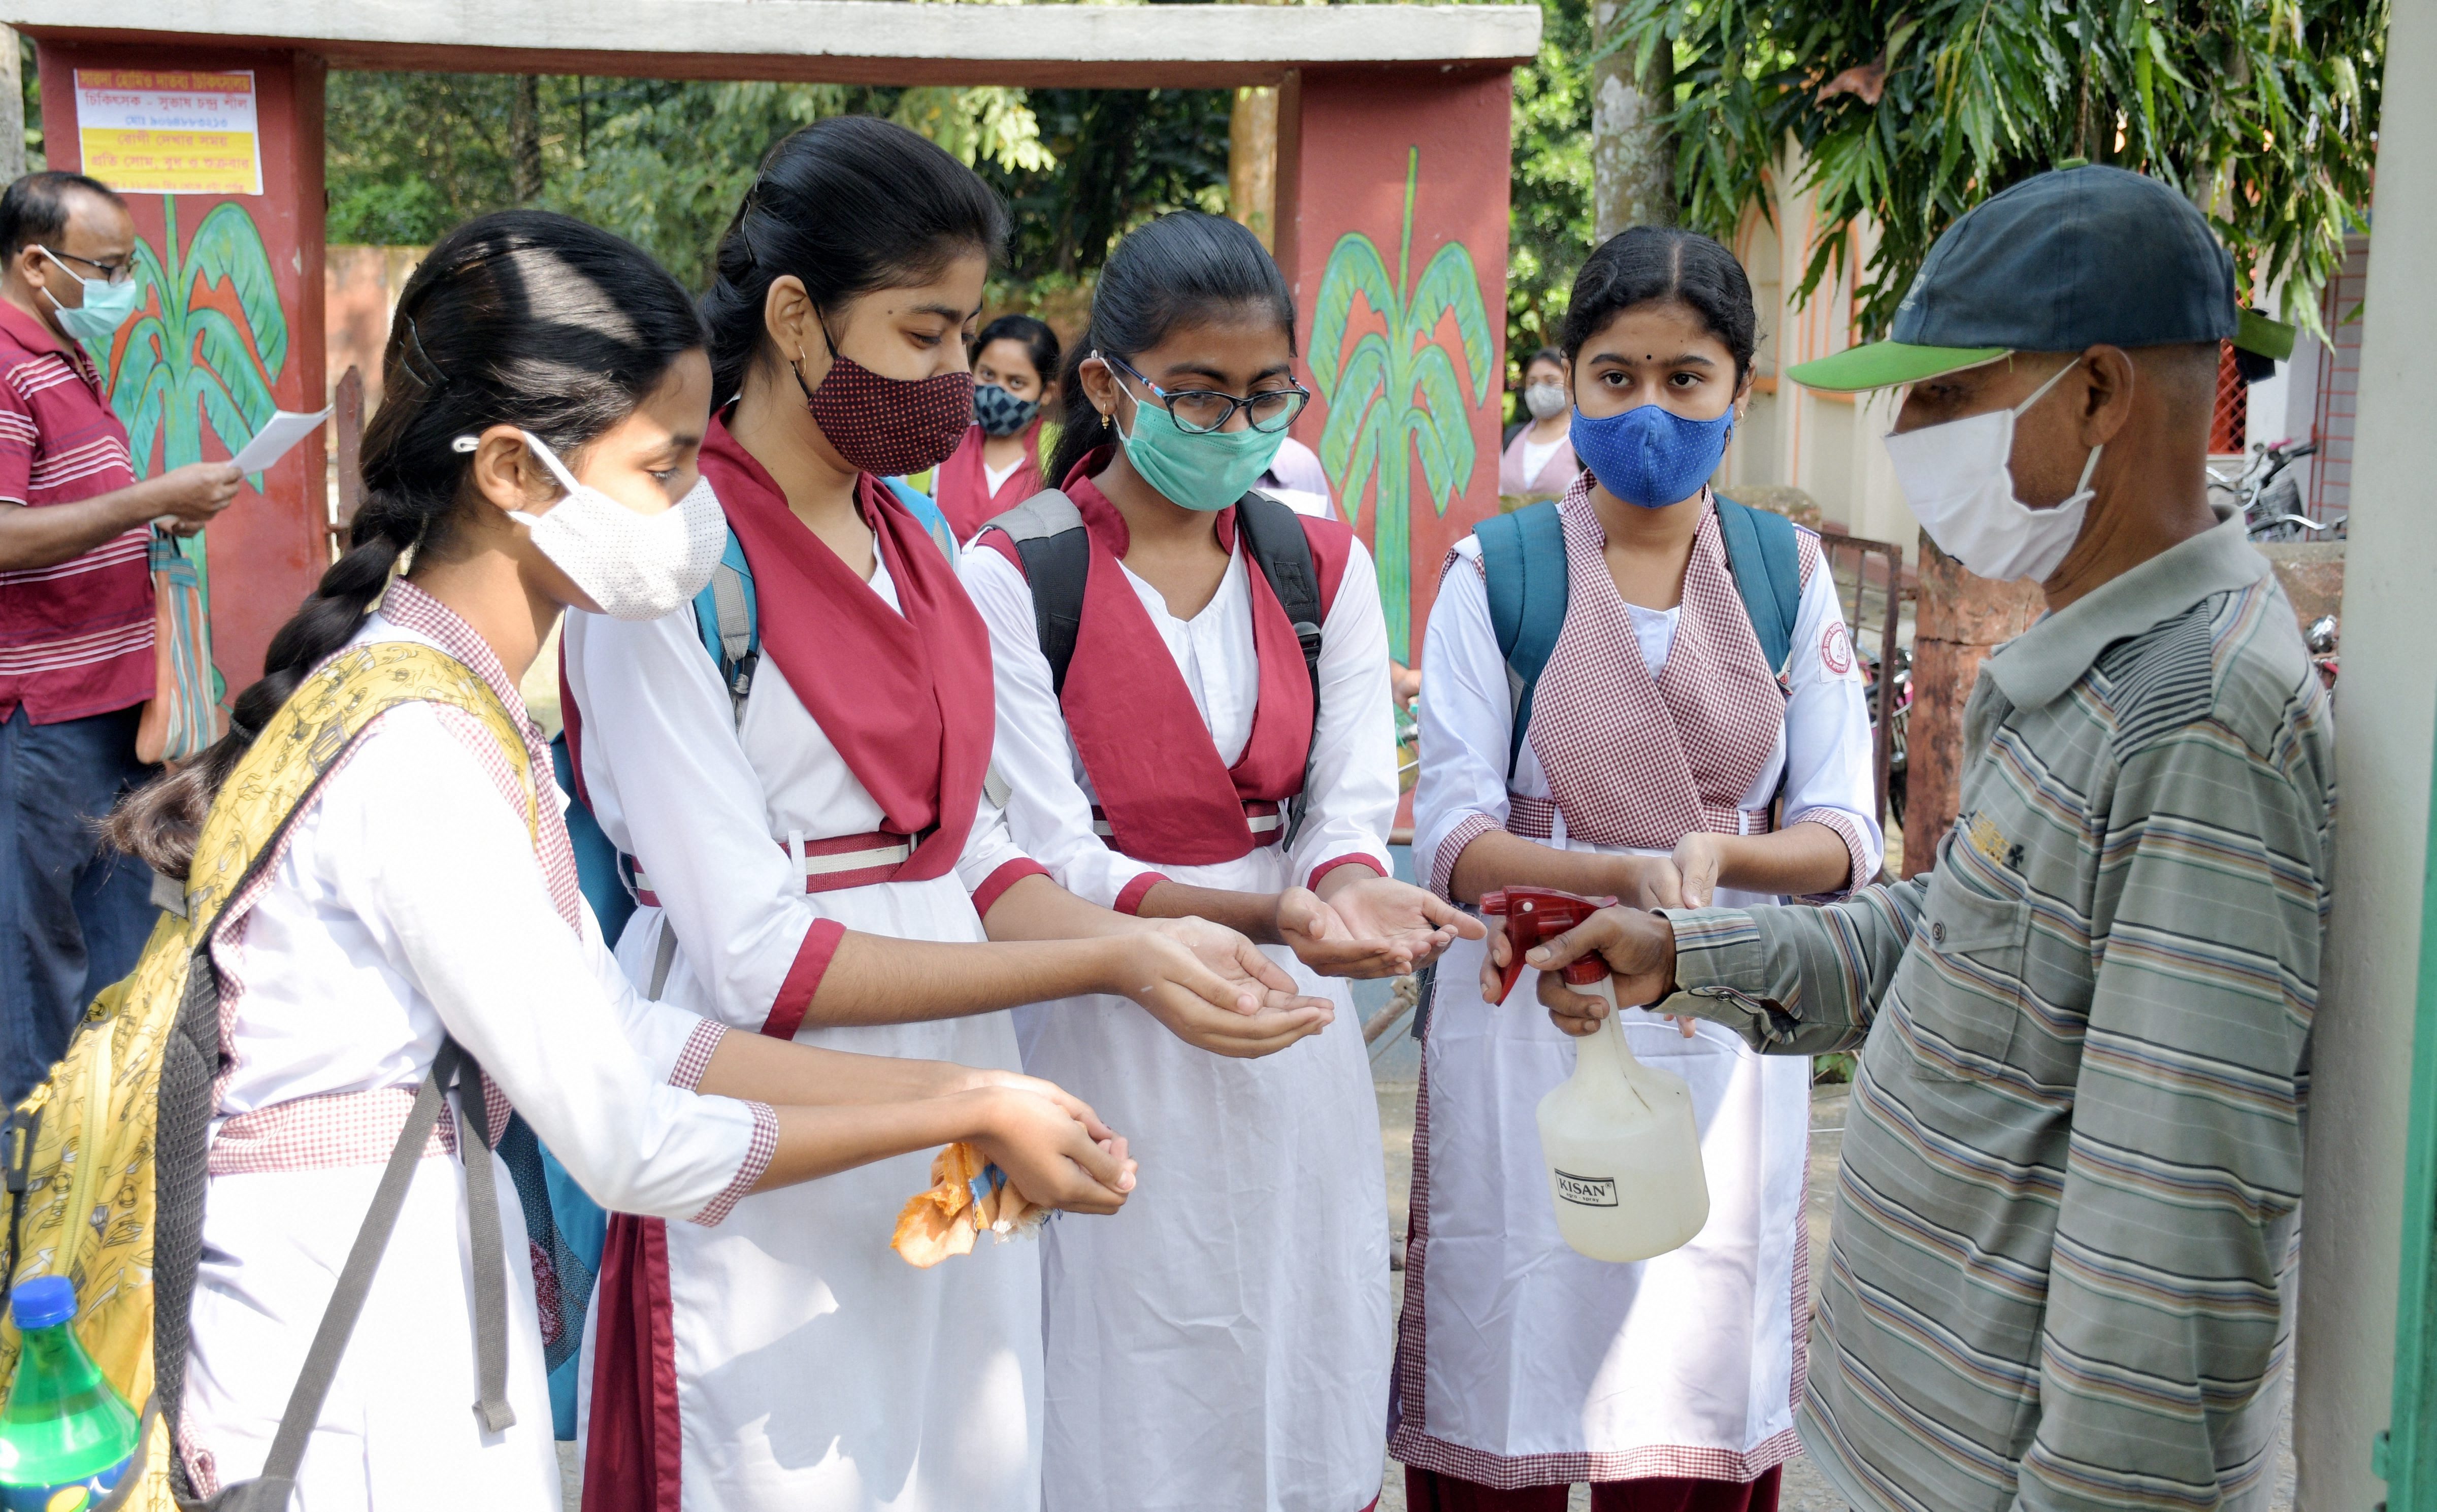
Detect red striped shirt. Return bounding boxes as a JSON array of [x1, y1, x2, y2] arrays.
[[0, 298, 151, 724]]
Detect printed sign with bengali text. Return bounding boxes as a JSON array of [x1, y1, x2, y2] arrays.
[[75, 70, 261, 195]]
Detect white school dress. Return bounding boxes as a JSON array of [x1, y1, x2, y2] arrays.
[[1394, 484, 1881, 1489], [562, 549, 1046, 1511], [182, 583, 773, 1511], [962, 474, 1398, 1512]]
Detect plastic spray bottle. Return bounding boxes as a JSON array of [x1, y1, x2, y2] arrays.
[[0, 1276, 140, 1511], [1484, 886, 1710, 1263]]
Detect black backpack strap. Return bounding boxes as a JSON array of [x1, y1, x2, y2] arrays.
[[980, 489, 1090, 696], [1234, 492, 1326, 848], [1233, 491, 1324, 725]]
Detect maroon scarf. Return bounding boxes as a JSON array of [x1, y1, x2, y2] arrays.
[[935, 422, 1044, 543], [983, 452, 1348, 865], [699, 416, 994, 881]]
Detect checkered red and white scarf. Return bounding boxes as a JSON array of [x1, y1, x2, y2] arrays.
[[1519, 481, 1794, 849]]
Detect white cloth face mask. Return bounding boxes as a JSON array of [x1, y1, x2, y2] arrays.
[[1883, 357, 2104, 583], [479, 430, 726, 621]]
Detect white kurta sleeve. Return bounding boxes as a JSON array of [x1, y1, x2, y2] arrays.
[[1281, 535, 1398, 892], [955, 785, 1051, 918], [1777, 545, 1884, 900], [960, 542, 1167, 911], [1412, 542, 1515, 901], [565, 609, 844, 1038], [322, 711, 773, 1226]]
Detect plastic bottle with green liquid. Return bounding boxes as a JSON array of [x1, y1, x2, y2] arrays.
[[0, 1276, 139, 1511]]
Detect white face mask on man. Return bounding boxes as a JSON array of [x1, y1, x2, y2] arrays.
[[459, 429, 726, 621], [1883, 357, 2103, 584]]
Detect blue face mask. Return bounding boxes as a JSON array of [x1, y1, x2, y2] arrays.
[[1569, 402, 1734, 509], [39, 249, 141, 344]]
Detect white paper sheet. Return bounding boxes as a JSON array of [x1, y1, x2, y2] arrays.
[[231, 407, 333, 474]]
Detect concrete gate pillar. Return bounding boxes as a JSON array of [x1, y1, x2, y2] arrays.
[[37, 42, 328, 704], [1276, 64, 1512, 665]]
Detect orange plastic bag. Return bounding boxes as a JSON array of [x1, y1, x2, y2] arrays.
[[891, 1143, 1046, 1268]]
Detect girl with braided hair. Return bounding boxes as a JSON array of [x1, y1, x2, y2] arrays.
[[105, 209, 1138, 1509]]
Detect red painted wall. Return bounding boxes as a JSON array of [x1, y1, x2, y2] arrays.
[[40, 44, 327, 703], [1278, 64, 1511, 664]]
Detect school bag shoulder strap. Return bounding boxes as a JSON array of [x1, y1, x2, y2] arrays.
[[689, 527, 760, 719], [881, 476, 961, 561], [182, 643, 534, 935], [1230, 489, 1326, 724], [976, 488, 1090, 694], [1711, 495, 1802, 679], [1473, 499, 1568, 780]]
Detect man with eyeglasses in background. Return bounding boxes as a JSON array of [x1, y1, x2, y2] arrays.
[[0, 170, 241, 1103]]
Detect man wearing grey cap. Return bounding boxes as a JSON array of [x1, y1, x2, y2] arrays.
[[1508, 165, 2333, 1511]]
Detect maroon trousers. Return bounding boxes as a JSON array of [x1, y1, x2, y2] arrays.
[[1404, 1465, 1783, 1512]]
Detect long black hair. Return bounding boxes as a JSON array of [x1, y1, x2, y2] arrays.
[[974, 313, 1060, 393], [702, 116, 1009, 402], [109, 209, 706, 878], [1043, 211, 1295, 489], [1560, 227, 1758, 385]]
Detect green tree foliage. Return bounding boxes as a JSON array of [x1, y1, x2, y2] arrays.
[[323, 71, 1228, 295], [1616, 0, 2386, 337], [977, 88, 1232, 285], [1505, 0, 1594, 368]]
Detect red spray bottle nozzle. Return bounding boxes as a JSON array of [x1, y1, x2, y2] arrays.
[[1479, 886, 1618, 1003]]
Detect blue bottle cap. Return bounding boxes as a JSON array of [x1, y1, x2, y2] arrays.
[[10, 1276, 77, 1330]]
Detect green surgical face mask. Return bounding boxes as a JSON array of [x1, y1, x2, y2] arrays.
[[1114, 390, 1287, 513]]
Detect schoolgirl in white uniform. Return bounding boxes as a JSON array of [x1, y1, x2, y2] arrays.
[[558, 122, 1329, 1512], [963, 211, 1478, 1512], [1397, 227, 1881, 1511], [103, 211, 1136, 1511]]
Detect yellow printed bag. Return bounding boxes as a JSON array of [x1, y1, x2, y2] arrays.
[[0, 642, 534, 1511]]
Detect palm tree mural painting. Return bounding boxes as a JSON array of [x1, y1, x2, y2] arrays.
[[1310, 147, 1493, 661], [80, 195, 289, 622]]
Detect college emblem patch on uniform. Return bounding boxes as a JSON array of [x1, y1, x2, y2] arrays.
[[1821, 620, 1855, 678]]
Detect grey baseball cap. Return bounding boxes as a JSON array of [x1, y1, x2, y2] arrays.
[[1789, 165, 2287, 392]]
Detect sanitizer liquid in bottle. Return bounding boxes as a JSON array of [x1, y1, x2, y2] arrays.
[[1484, 886, 1711, 1263]]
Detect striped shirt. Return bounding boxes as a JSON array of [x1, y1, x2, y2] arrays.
[[0, 298, 151, 724], [1666, 515, 2332, 1512]]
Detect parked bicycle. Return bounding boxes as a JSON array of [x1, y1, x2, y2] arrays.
[[1860, 642, 1913, 827], [2210, 438, 2342, 542]]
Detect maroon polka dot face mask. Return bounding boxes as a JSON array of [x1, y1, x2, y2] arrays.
[[795, 334, 975, 478]]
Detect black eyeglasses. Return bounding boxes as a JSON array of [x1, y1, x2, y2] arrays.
[[1103, 352, 1310, 435], [41, 248, 135, 285]]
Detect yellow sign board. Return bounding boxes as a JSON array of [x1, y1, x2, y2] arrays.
[[75, 70, 262, 195]]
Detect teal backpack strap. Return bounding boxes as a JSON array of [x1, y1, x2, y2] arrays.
[[1713, 496, 1801, 680], [1474, 500, 1569, 780], [689, 528, 759, 721], [883, 475, 960, 561]]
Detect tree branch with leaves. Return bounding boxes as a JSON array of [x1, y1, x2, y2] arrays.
[[1612, 0, 2385, 337]]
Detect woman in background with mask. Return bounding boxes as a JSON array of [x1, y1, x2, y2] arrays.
[[102, 210, 1138, 1509], [1394, 227, 1879, 1511], [1498, 346, 1576, 499], [561, 123, 1330, 1512], [964, 210, 1479, 1512], [934, 312, 1059, 543]]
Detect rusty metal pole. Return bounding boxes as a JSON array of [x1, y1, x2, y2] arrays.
[[1901, 533, 2044, 877]]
